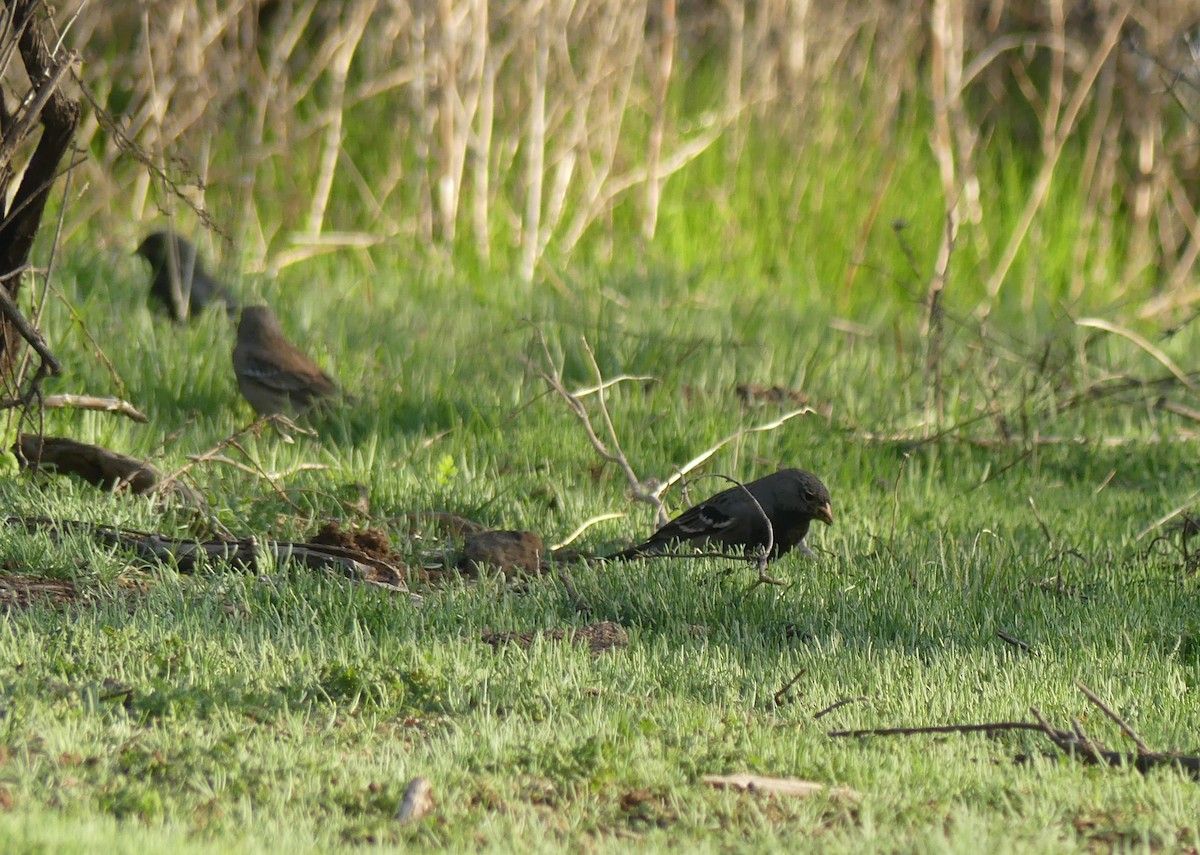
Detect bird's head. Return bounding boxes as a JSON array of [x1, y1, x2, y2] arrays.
[[791, 469, 833, 526], [135, 230, 196, 270], [238, 305, 284, 340]]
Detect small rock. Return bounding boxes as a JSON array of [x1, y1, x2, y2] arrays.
[[395, 777, 434, 824], [461, 530, 543, 578]]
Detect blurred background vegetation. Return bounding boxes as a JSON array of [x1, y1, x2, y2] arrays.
[[52, 0, 1200, 321]]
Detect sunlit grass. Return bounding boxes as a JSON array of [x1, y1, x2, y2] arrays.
[[4, 74, 1200, 853]]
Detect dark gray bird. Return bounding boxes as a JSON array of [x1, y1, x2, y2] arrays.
[[232, 305, 338, 417], [135, 231, 237, 321], [605, 469, 833, 573]]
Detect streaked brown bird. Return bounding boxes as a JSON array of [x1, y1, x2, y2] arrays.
[[232, 305, 338, 417], [135, 231, 237, 321], [604, 468, 833, 577]]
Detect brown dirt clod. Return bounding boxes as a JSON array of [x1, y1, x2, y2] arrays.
[[461, 530, 544, 578], [312, 521, 396, 562]]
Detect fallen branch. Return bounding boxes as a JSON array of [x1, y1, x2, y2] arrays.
[[771, 667, 806, 709], [830, 721, 1046, 738], [996, 630, 1036, 655], [829, 683, 1200, 778], [15, 434, 201, 505], [813, 696, 868, 720], [2, 515, 411, 593], [0, 393, 147, 421]]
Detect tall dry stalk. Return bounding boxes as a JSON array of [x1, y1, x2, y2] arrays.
[[41, 0, 1200, 310], [306, 1, 372, 239], [643, 0, 676, 241]]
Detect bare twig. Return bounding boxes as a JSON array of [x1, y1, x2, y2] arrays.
[[652, 408, 815, 503], [0, 269, 61, 375], [158, 414, 308, 492], [1076, 681, 1153, 755], [832, 686, 1200, 777], [830, 721, 1045, 738], [889, 453, 910, 552], [555, 566, 590, 615], [569, 375, 655, 399], [0, 392, 147, 422], [996, 630, 1037, 655], [1027, 496, 1054, 546], [184, 454, 328, 481], [813, 696, 869, 720], [528, 326, 664, 520], [1077, 317, 1195, 391], [771, 667, 806, 709], [551, 512, 625, 551], [1136, 490, 1200, 541]]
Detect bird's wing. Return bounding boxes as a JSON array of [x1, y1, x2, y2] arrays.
[[241, 352, 335, 395], [649, 488, 750, 544], [194, 272, 237, 309]]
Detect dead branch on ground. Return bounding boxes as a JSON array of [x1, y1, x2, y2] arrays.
[[830, 682, 1200, 778], [14, 434, 200, 505], [0, 393, 147, 422], [3, 515, 410, 594]]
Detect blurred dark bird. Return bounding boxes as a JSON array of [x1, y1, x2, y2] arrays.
[[135, 231, 237, 321], [232, 305, 338, 417], [603, 468, 833, 575]]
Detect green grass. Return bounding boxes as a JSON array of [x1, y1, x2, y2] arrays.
[[6, 78, 1200, 852]]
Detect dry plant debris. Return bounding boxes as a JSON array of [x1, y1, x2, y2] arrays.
[[480, 621, 629, 656], [0, 573, 77, 609], [311, 521, 399, 565], [829, 683, 1200, 778], [701, 773, 859, 802], [2, 516, 410, 593]]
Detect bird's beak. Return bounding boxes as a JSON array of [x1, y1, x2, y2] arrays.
[[817, 502, 833, 525]]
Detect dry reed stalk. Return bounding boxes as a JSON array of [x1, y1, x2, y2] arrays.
[[983, 4, 1132, 303], [306, 1, 372, 238], [521, 1, 550, 282], [643, 0, 677, 240]]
